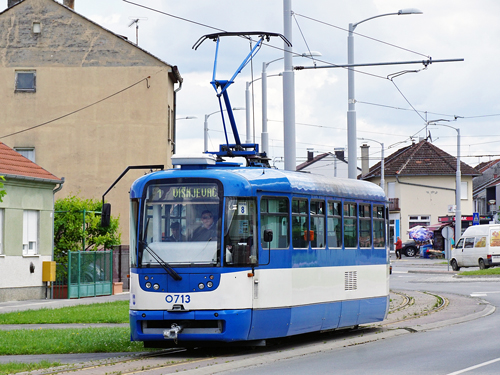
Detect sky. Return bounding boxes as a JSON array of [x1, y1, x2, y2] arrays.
[[5, 0, 500, 169]]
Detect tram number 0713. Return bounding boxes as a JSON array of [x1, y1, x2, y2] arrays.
[[165, 294, 191, 304]]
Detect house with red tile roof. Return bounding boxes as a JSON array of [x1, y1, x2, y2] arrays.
[[360, 140, 479, 250], [0, 142, 63, 302]]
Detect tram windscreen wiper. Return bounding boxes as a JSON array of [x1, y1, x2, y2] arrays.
[[141, 241, 182, 281]]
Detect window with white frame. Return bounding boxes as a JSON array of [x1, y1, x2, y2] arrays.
[[461, 181, 468, 200], [408, 215, 430, 229], [0, 209, 3, 255], [14, 147, 35, 162], [23, 210, 39, 255], [15, 70, 36, 92]]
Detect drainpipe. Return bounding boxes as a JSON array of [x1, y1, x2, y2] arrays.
[[172, 66, 183, 158]]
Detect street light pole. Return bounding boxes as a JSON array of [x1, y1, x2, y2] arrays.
[[260, 52, 321, 156], [204, 108, 244, 152], [428, 121, 461, 241], [347, 8, 423, 179]]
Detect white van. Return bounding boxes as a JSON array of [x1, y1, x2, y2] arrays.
[[450, 224, 500, 271]]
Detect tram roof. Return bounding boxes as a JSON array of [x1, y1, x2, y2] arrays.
[[130, 166, 386, 202]]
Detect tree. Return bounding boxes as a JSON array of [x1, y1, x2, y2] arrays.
[[54, 194, 121, 264], [0, 176, 6, 202]]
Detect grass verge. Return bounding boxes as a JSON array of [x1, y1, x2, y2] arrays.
[[0, 300, 142, 373], [0, 327, 143, 355], [0, 300, 129, 324], [459, 267, 500, 276], [0, 360, 61, 375]]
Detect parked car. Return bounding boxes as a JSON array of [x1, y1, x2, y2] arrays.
[[402, 240, 419, 257]]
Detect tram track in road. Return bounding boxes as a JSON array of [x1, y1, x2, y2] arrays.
[[381, 290, 448, 327]]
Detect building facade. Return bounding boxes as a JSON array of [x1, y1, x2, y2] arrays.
[[0, 0, 182, 244]]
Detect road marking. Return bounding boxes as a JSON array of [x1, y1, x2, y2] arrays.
[[446, 357, 500, 375], [470, 291, 500, 297]]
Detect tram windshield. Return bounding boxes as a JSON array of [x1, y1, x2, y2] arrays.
[[139, 182, 221, 266]]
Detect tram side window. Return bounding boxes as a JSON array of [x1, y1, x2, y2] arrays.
[[224, 198, 258, 266], [359, 204, 372, 247], [327, 201, 342, 248], [292, 199, 309, 248], [344, 202, 357, 248], [260, 197, 289, 249], [310, 200, 325, 248], [373, 205, 385, 248]]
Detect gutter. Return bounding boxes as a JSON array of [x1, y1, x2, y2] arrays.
[[171, 67, 183, 156]]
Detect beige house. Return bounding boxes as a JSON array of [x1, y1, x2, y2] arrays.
[[360, 140, 479, 248], [0, 0, 182, 244]]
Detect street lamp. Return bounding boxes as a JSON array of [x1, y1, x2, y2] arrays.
[[260, 51, 322, 155], [204, 108, 245, 152], [173, 117, 197, 154], [428, 121, 461, 243], [358, 138, 384, 193], [347, 8, 423, 179]]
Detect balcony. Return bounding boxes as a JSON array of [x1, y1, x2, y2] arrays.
[[388, 198, 400, 212]]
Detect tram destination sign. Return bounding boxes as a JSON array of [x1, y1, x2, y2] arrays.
[[151, 184, 219, 201]]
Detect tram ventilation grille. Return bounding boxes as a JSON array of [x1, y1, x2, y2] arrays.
[[344, 271, 358, 291]]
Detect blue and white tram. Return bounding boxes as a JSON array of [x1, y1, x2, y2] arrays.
[[129, 155, 389, 347]]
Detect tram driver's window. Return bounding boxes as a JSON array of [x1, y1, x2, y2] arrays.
[[292, 199, 308, 248], [310, 200, 325, 248], [327, 201, 342, 248], [343, 202, 357, 248], [260, 197, 289, 249], [224, 198, 258, 266]]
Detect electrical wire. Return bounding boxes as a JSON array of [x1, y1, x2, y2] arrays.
[[0, 76, 152, 139], [293, 12, 430, 59]]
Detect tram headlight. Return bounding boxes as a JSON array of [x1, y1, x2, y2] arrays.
[[198, 283, 205, 290], [153, 283, 160, 290], [145, 282, 152, 289], [207, 281, 213, 288]]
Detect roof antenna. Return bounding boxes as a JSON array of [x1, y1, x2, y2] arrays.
[[128, 17, 148, 45]]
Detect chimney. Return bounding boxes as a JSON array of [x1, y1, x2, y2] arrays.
[[361, 144, 370, 177], [334, 148, 345, 161], [63, 0, 74, 9], [307, 150, 314, 162], [8, 0, 22, 8]]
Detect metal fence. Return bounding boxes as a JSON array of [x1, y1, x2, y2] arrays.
[[53, 250, 113, 299], [113, 245, 130, 290]]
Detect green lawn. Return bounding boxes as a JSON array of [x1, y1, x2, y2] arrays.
[[0, 300, 145, 374]]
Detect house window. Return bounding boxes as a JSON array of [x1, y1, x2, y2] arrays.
[[461, 181, 468, 200], [23, 210, 39, 255], [0, 209, 3, 255], [15, 70, 36, 92], [408, 215, 430, 229], [14, 147, 35, 162]]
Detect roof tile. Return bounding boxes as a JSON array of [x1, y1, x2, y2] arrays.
[[0, 142, 61, 182]]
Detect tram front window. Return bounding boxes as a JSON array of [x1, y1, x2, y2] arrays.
[[140, 182, 221, 266]]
